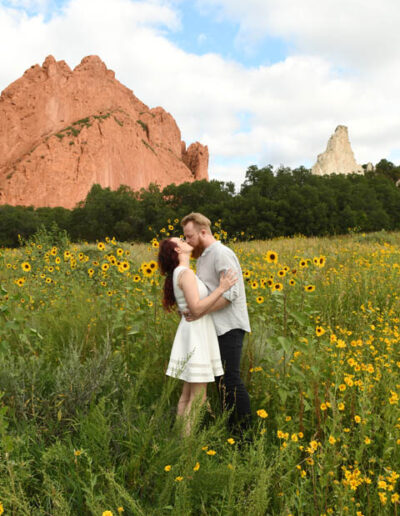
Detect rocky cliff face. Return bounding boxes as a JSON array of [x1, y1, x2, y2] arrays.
[[0, 55, 208, 208], [311, 125, 363, 176]]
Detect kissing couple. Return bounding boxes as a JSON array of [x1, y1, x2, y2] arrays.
[[158, 212, 252, 436]]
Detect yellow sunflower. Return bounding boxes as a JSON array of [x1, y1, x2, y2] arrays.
[[265, 251, 278, 264], [21, 262, 31, 272], [142, 266, 153, 277], [119, 261, 130, 272], [148, 260, 158, 271]]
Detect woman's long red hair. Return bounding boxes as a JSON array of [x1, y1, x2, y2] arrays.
[[158, 239, 179, 311]]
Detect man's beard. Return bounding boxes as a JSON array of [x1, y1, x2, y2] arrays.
[[191, 244, 204, 259]]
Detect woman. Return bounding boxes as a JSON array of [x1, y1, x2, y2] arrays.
[[158, 237, 237, 434]]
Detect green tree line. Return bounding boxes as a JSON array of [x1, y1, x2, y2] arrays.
[[1, 159, 400, 246]]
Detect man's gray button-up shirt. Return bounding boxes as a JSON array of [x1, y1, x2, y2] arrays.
[[196, 241, 251, 337]]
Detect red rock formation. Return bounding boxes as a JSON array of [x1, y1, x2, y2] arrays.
[[0, 55, 209, 208], [182, 142, 209, 180]]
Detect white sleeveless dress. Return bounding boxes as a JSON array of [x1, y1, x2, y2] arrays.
[[166, 265, 224, 383]]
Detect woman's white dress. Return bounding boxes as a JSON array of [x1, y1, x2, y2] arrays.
[[166, 265, 224, 383]]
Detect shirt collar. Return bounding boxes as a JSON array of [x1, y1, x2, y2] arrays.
[[200, 240, 221, 258]]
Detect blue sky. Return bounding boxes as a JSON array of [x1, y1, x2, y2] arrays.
[[1, 0, 400, 187], [169, 2, 288, 68]]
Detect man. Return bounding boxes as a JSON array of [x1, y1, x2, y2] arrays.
[[181, 212, 252, 433]]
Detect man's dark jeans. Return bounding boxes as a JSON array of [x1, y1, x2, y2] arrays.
[[215, 328, 252, 432]]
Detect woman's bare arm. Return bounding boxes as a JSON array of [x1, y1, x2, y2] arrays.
[[178, 268, 236, 318], [203, 296, 229, 313]]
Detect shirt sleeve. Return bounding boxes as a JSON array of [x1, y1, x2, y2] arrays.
[[214, 247, 240, 302]]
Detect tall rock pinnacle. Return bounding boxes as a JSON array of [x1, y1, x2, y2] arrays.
[[0, 55, 209, 208], [311, 125, 363, 176]]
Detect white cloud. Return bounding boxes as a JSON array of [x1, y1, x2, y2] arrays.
[[210, 161, 249, 190], [0, 0, 400, 189], [0, 0, 181, 83], [199, 0, 400, 72]]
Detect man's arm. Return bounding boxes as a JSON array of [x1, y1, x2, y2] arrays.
[[215, 249, 240, 303]]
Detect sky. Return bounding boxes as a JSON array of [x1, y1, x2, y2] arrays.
[[1, 0, 400, 187]]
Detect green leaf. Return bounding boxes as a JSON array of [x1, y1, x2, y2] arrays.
[[272, 292, 284, 303], [290, 364, 305, 379], [278, 388, 288, 404], [5, 320, 19, 330], [277, 336, 293, 354], [29, 328, 43, 340], [0, 340, 10, 353], [287, 309, 309, 327]]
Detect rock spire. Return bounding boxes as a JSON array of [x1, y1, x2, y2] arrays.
[[311, 125, 363, 176]]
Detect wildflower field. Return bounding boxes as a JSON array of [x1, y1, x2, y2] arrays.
[[0, 227, 400, 515]]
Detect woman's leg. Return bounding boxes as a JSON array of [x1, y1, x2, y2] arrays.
[[183, 383, 207, 435], [177, 382, 191, 417]]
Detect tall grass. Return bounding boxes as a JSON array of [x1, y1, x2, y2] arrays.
[[0, 230, 399, 514]]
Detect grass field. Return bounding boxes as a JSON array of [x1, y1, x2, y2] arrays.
[[0, 227, 400, 515]]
